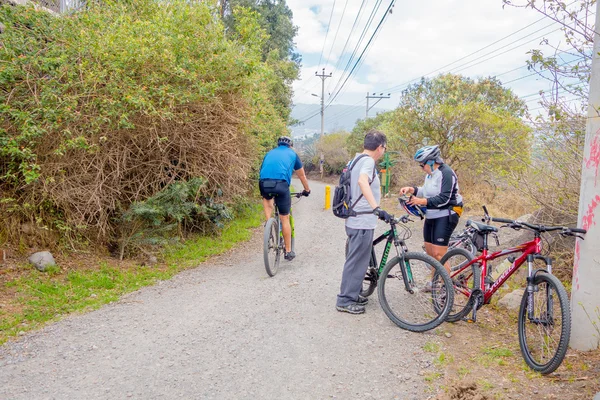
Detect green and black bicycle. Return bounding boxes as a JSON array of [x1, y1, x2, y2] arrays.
[[346, 209, 454, 332], [263, 192, 306, 277]]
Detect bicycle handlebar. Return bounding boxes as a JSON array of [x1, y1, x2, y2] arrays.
[[290, 192, 309, 198], [491, 217, 587, 237]]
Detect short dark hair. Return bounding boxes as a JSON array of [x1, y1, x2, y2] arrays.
[[363, 129, 387, 151]]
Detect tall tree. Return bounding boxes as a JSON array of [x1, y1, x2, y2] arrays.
[[222, 0, 300, 124], [389, 74, 531, 179]]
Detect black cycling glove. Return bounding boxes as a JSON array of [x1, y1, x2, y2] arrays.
[[373, 207, 392, 223], [302, 190, 311, 197]]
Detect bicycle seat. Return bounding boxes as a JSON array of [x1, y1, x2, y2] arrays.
[[466, 220, 498, 233]]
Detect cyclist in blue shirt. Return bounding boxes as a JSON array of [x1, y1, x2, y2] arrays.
[[259, 136, 311, 261]]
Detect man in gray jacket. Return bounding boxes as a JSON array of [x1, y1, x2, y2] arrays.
[[336, 130, 391, 314]]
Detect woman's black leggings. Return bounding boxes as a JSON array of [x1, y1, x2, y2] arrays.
[[423, 213, 459, 246]]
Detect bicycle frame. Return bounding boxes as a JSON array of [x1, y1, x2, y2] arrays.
[[371, 225, 408, 275], [451, 235, 544, 304]]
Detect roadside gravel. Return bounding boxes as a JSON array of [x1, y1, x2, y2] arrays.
[[0, 179, 440, 399]]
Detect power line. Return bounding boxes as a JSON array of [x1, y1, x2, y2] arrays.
[[324, 0, 350, 68], [327, 0, 395, 106], [318, 0, 338, 68], [327, 0, 385, 98], [325, 0, 369, 95]]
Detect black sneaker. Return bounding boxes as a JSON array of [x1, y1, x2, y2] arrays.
[[284, 251, 296, 261], [336, 303, 366, 314], [357, 296, 369, 305]]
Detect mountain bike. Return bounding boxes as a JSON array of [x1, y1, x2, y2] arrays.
[[345, 211, 454, 332], [437, 206, 586, 374], [263, 192, 306, 277]]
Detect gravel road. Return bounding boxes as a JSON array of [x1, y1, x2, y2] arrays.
[[0, 179, 440, 399]]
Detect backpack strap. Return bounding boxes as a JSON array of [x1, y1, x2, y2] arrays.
[[348, 154, 377, 215]]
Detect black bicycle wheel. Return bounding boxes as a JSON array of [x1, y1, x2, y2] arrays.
[[434, 248, 479, 322], [448, 237, 477, 256], [518, 272, 571, 375], [377, 252, 454, 332], [360, 264, 377, 298], [345, 239, 378, 297], [263, 218, 281, 277]]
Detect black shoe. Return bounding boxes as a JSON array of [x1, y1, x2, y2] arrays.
[[336, 303, 366, 314], [284, 251, 296, 261], [357, 296, 369, 305]]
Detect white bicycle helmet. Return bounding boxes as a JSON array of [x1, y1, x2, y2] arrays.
[[414, 145, 440, 163], [278, 136, 293, 147]]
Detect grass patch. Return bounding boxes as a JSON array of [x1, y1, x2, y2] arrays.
[[0, 203, 263, 345], [164, 203, 263, 266], [424, 372, 443, 382], [423, 341, 441, 353], [434, 352, 454, 367]]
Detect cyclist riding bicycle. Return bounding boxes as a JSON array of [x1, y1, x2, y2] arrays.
[[259, 136, 310, 261], [399, 145, 463, 268]]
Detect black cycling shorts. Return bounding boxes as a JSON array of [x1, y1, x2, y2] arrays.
[[423, 213, 460, 246], [259, 179, 291, 215]]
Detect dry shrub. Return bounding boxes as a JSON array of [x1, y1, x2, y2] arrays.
[[43, 100, 253, 239]]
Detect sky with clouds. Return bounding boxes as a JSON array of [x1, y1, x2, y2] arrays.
[[287, 0, 585, 117]]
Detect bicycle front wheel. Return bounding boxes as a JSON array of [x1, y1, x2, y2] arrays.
[[263, 218, 281, 277], [378, 252, 454, 332], [518, 272, 571, 375], [435, 248, 479, 322]]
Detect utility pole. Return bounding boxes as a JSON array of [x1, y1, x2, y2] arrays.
[[571, 0, 600, 351], [366, 92, 391, 118], [315, 68, 332, 178]]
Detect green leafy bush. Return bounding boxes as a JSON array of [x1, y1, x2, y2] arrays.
[[0, 1, 288, 248]]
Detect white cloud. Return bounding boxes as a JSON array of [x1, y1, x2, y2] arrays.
[[288, 0, 575, 108]]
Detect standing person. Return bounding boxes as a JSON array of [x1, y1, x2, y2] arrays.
[[259, 136, 311, 261], [336, 130, 391, 315], [399, 145, 463, 266]]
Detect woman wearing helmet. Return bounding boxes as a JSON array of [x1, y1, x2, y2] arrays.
[[399, 145, 463, 266]]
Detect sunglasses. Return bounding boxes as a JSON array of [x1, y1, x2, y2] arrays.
[[419, 163, 426, 168]]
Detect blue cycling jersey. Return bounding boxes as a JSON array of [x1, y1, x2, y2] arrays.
[[259, 145, 302, 185]]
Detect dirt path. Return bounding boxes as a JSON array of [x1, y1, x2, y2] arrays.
[[0, 179, 440, 399]]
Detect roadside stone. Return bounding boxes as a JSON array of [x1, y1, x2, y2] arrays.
[[28, 251, 56, 272], [498, 289, 524, 310], [594, 392, 600, 400]]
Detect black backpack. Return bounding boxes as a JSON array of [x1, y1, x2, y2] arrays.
[[332, 154, 376, 219]]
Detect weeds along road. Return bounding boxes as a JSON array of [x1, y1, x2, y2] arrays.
[[0, 179, 440, 400]]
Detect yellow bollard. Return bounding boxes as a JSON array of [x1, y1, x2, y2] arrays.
[[324, 185, 331, 210]]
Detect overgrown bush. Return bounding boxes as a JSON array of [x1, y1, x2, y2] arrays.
[[0, 1, 288, 250], [315, 131, 351, 174]]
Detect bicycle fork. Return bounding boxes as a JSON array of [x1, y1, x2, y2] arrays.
[[526, 255, 554, 326]]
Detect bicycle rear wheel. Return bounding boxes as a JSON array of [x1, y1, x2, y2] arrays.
[[378, 252, 454, 332], [518, 272, 571, 375], [435, 248, 479, 322], [448, 236, 476, 256], [263, 218, 281, 277], [345, 239, 377, 297]]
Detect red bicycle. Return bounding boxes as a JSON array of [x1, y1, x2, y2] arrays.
[[437, 206, 586, 374]]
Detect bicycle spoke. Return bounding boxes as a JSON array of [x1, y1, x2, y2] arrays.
[[437, 248, 478, 322], [378, 253, 453, 332], [518, 273, 570, 374]]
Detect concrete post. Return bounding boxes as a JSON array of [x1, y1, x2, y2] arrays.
[[570, 0, 600, 351]]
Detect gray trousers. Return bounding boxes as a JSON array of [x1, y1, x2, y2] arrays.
[[337, 227, 375, 307]]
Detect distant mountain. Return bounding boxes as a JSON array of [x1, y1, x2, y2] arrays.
[[289, 103, 388, 138]]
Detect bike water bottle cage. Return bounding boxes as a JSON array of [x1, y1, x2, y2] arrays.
[[398, 195, 426, 220]]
